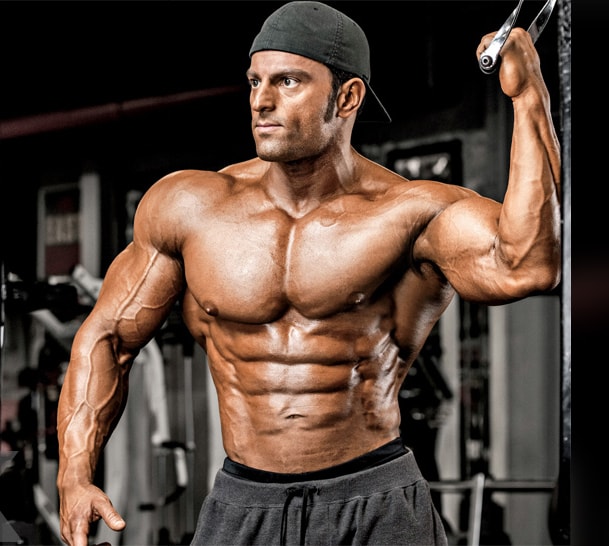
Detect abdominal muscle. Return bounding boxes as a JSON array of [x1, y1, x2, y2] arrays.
[[197, 307, 408, 473]]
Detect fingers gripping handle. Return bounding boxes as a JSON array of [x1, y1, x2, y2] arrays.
[[479, 0, 524, 74], [479, 0, 556, 75]]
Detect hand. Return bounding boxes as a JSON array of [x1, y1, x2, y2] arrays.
[[59, 483, 126, 546], [477, 27, 544, 99]]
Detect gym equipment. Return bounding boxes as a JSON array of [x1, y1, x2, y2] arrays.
[[479, 0, 557, 74], [8, 265, 193, 545]]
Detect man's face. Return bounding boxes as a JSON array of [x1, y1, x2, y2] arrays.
[[247, 50, 340, 163]]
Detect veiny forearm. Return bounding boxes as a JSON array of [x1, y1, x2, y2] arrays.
[[56, 245, 183, 493], [56, 333, 131, 490]]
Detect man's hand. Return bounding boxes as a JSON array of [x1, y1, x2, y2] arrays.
[[59, 483, 126, 546], [477, 27, 544, 99]]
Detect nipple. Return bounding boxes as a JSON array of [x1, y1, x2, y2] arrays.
[[348, 292, 366, 305], [202, 301, 219, 316]]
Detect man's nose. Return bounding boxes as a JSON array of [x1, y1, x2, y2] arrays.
[[251, 83, 274, 112]]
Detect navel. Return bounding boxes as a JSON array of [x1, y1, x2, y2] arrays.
[[320, 216, 337, 227]]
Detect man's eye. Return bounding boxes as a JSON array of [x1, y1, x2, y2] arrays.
[[282, 77, 297, 87], [249, 79, 260, 88]]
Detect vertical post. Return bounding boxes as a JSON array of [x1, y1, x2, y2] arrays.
[[549, 0, 570, 544]]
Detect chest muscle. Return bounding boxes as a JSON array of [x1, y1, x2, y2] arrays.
[[184, 205, 409, 322]]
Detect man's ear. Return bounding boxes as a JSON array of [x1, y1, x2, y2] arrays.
[[337, 78, 366, 119]]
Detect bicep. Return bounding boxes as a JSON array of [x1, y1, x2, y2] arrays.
[[414, 196, 513, 303]]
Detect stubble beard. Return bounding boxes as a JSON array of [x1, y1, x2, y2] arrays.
[[255, 136, 334, 164], [254, 89, 338, 163], [255, 117, 337, 164]]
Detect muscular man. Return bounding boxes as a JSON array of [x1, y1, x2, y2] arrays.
[[56, 2, 561, 545]]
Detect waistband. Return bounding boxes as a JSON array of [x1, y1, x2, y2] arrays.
[[223, 437, 406, 483], [213, 440, 425, 505]]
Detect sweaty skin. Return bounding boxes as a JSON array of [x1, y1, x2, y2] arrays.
[[56, 27, 561, 546]]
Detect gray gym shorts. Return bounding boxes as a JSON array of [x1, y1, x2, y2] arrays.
[[191, 447, 448, 546]]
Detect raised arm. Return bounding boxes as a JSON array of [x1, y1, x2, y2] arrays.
[[416, 27, 561, 304], [56, 191, 185, 546]]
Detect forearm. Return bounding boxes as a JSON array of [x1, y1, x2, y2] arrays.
[[56, 338, 131, 490], [497, 83, 562, 289]]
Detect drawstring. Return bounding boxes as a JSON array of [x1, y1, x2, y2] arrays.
[[280, 485, 319, 546]]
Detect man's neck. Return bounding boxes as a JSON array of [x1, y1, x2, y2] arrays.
[[263, 149, 360, 217]]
